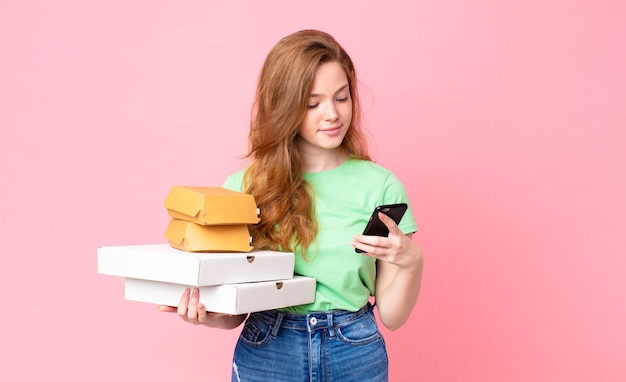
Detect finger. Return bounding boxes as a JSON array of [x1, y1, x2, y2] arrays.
[[355, 226, 388, 245], [187, 288, 199, 319], [378, 212, 402, 235], [352, 237, 384, 256], [158, 305, 177, 313], [197, 303, 208, 322], [177, 288, 191, 316]]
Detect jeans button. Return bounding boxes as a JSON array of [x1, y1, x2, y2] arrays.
[[309, 317, 317, 326]]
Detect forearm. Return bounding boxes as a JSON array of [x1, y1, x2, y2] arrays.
[[376, 258, 423, 331]]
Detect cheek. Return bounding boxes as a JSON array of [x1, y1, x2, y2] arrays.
[[342, 102, 353, 121], [299, 114, 316, 135]]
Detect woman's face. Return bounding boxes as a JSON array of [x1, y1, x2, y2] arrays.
[[297, 61, 352, 156]]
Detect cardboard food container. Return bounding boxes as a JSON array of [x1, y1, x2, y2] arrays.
[[124, 276, 317, 315], [97, 244, 295, 286], [165, 186, 260, 225], [164, 218, 253, 252]]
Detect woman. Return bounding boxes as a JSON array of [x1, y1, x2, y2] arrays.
[[160, 29, 424, 382]]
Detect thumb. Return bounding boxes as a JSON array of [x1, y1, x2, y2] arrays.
[[158, 305, 177, 313]]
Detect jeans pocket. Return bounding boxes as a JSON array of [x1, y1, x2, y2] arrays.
[[239, 315, 273, 348], [336, 312, 382, 346]]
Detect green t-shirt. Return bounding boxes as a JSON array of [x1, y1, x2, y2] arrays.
[[222, 158, 417, 313]]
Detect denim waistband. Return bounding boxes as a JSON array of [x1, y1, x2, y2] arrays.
[[250, 302, 373, 334]]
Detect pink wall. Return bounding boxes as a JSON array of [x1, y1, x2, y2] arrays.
[[1, 1, 625, 381]]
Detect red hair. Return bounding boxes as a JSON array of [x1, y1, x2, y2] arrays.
[[244, 30, 370, 255]]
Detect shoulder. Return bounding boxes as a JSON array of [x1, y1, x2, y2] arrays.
[[222, 169, 247, 192], [350, 159, 411, 201]]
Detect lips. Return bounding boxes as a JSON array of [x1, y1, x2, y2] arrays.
[[320, 125, 342, 132]]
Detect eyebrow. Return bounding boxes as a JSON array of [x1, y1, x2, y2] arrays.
[[310, 84, 350, 98]]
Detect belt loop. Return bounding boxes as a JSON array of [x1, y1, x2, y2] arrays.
[[327, 312, 336, 338], [270, 311, 285, 339]]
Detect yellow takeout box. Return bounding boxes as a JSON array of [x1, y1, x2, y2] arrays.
[[164, 218, 254, 252], [164, 186, 260, 225]]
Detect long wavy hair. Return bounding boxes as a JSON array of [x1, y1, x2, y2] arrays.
[[243, 29, 371, 255]]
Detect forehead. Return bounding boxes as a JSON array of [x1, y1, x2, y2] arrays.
[[310, 61, 349, 93]]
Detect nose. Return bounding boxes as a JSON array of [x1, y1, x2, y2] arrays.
[[322, 101, 339, 121]]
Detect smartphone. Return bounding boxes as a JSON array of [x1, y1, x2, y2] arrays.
[[355, 203, 408, 253]]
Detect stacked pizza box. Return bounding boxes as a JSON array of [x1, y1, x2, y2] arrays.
[[97, 186, 316, 314]]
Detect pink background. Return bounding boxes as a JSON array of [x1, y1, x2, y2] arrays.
[[1, 1, 625, 381]]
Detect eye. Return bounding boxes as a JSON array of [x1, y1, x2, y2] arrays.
[[307, 103, 319, 109], [336, 97, 349, 103]]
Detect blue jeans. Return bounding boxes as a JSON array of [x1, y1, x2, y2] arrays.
[[231, 303, 388, 382]]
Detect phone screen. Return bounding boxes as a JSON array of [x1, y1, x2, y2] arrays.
[[356, 203, 407, 253]]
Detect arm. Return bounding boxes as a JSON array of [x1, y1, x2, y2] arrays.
[[158, 287, 247, 330], [352, 212, 424, 331]]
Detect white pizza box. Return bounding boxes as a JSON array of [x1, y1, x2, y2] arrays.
[[124, 276, 317, 315], [97, 244, 295, 286]]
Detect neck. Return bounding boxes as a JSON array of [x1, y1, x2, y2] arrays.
[[301, 151, 347, 173]]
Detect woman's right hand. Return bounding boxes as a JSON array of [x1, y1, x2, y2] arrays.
[[158, 287, 247, 330]]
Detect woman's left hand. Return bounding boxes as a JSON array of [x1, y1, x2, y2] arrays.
[[351, 212, 422, 272]]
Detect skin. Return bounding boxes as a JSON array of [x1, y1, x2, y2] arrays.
[[158, 288, 246, 329], [352, 213, 423, 331], [297, 61, 352, 172], [160, 61, 424, 331]]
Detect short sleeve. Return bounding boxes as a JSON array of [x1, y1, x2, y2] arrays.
[[222, 169, 246, 192], [382, 172, 418, 234]]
